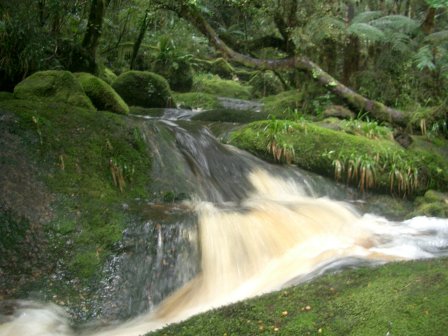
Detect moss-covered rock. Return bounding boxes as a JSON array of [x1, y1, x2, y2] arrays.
[[209, 58, 235, 79], [228, 120, 448, 196], [192, 108, 269, 123], [152, 58, 194, 92], [249, 71, 284, 98], [173, 92, 220, 110], [129, 106, 165, 117], [323, 105, 355, 119], [262, 90, 304, 117], [99, 67, 118, 85], [409, 190, 448, 218], [75, 72, 129, 115], [0, 98, 152, 315], [13, 70, 95, 110], [192, 74, 252, 99], [112, 71, 175, 108], [0, 91, 14, 101]]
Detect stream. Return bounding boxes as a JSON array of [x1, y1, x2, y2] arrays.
[[1, 108, 448, 336]]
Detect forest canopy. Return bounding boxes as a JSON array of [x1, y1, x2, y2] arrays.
[[0, 0, 447, 131]]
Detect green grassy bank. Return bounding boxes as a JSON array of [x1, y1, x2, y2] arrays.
[[149, 257, 448, 336]]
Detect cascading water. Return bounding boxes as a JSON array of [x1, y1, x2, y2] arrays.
[[1, 111, 447, 336]]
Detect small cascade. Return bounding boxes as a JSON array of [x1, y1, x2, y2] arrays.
[[1, 111, 447, 336]]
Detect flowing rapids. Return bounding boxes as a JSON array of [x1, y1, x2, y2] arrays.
[[1, 169, 448, 336]]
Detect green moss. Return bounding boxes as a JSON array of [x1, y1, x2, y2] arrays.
[[148, 258, 448, 336], [228, 120, 448, 195], [129, 106, 165, 117], [409, 190, 448, 218], [112, 70, 175, 108], [99, 67, 118, 85], [173, 92, 220, 110], [0, 91, 14, 101], [248, 71, 284, 98], [192, 74, 252, 99], [192, 108, 269, 123], [209, 58, 235, 79], [0, 98, 152, 282], [75, 72, 129, 115], [262, 90, 304, 117], [152, 58, 193, 92], [13, 70, 95, 110]]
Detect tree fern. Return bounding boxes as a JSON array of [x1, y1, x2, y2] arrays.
[[347, 23, 385, 42], [424, 30, 448, 44], [370, 15, 419, 34], [304, 16, 345, 42], [351, 10, 383, 25], [415, 45, 436, 71]]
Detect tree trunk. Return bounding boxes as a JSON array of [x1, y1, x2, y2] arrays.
[[176, 4, 408, 127], [421, 7, 436, 34], [130, 10, 150, 70], [82, 0, 109, 62]]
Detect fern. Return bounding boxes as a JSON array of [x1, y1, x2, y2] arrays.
[[304, 16, 345, 42], [370, 15, 419, 34], [415, 46, 436, 71], [425, 30, 448, 44], [351, 10, 383, 25], [384, 32, 412, 53], [348, 23, 385, 42]]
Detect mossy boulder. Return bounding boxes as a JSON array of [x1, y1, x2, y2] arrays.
[[323, 105, 355, 119], [173, 92, 220, 110], [249, 71, 284, 98], [13, 70, 95, 110], [75, 72, 129, 115], [409, 190, 448, 218], [112, 71, 175, 108], [192, 74, 252, 100], [262, 90, 304, 117], [99, 67, 118, 85], [152, 58, 194, 92], [228, 120, 448, 196], [0, 91, 14, 101], [209, 58, 235, 79]]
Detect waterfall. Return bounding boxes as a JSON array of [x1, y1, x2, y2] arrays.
[[1, 116, 447, 336]]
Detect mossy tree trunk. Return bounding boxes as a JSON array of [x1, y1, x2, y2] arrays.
[[174, 4, 408, 128], [82, 0, 110, 64]]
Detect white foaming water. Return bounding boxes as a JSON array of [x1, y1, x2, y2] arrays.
[[1, 169, 447, 336]]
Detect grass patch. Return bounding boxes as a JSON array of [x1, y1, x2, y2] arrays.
[[148, 258, 448, 336]]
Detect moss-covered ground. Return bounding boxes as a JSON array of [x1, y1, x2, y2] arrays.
[[148, 257, 448, 336], [192, 74, 252, 100], [173, 92, 221, 110], [228, 120, 448, 196], [0, 97, 152, 312]]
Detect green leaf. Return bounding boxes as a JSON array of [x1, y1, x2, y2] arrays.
[[348, 23, 385, 42]]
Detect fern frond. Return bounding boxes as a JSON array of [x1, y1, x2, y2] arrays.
[[351, 11, 383, 24], [424, 30, 448, 44], [370, 15, 419, 33], [384, 32, 412, 52], [415, 45, 436, 71], [304, 16, 346, 42], [347, 23, 385, 42]]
